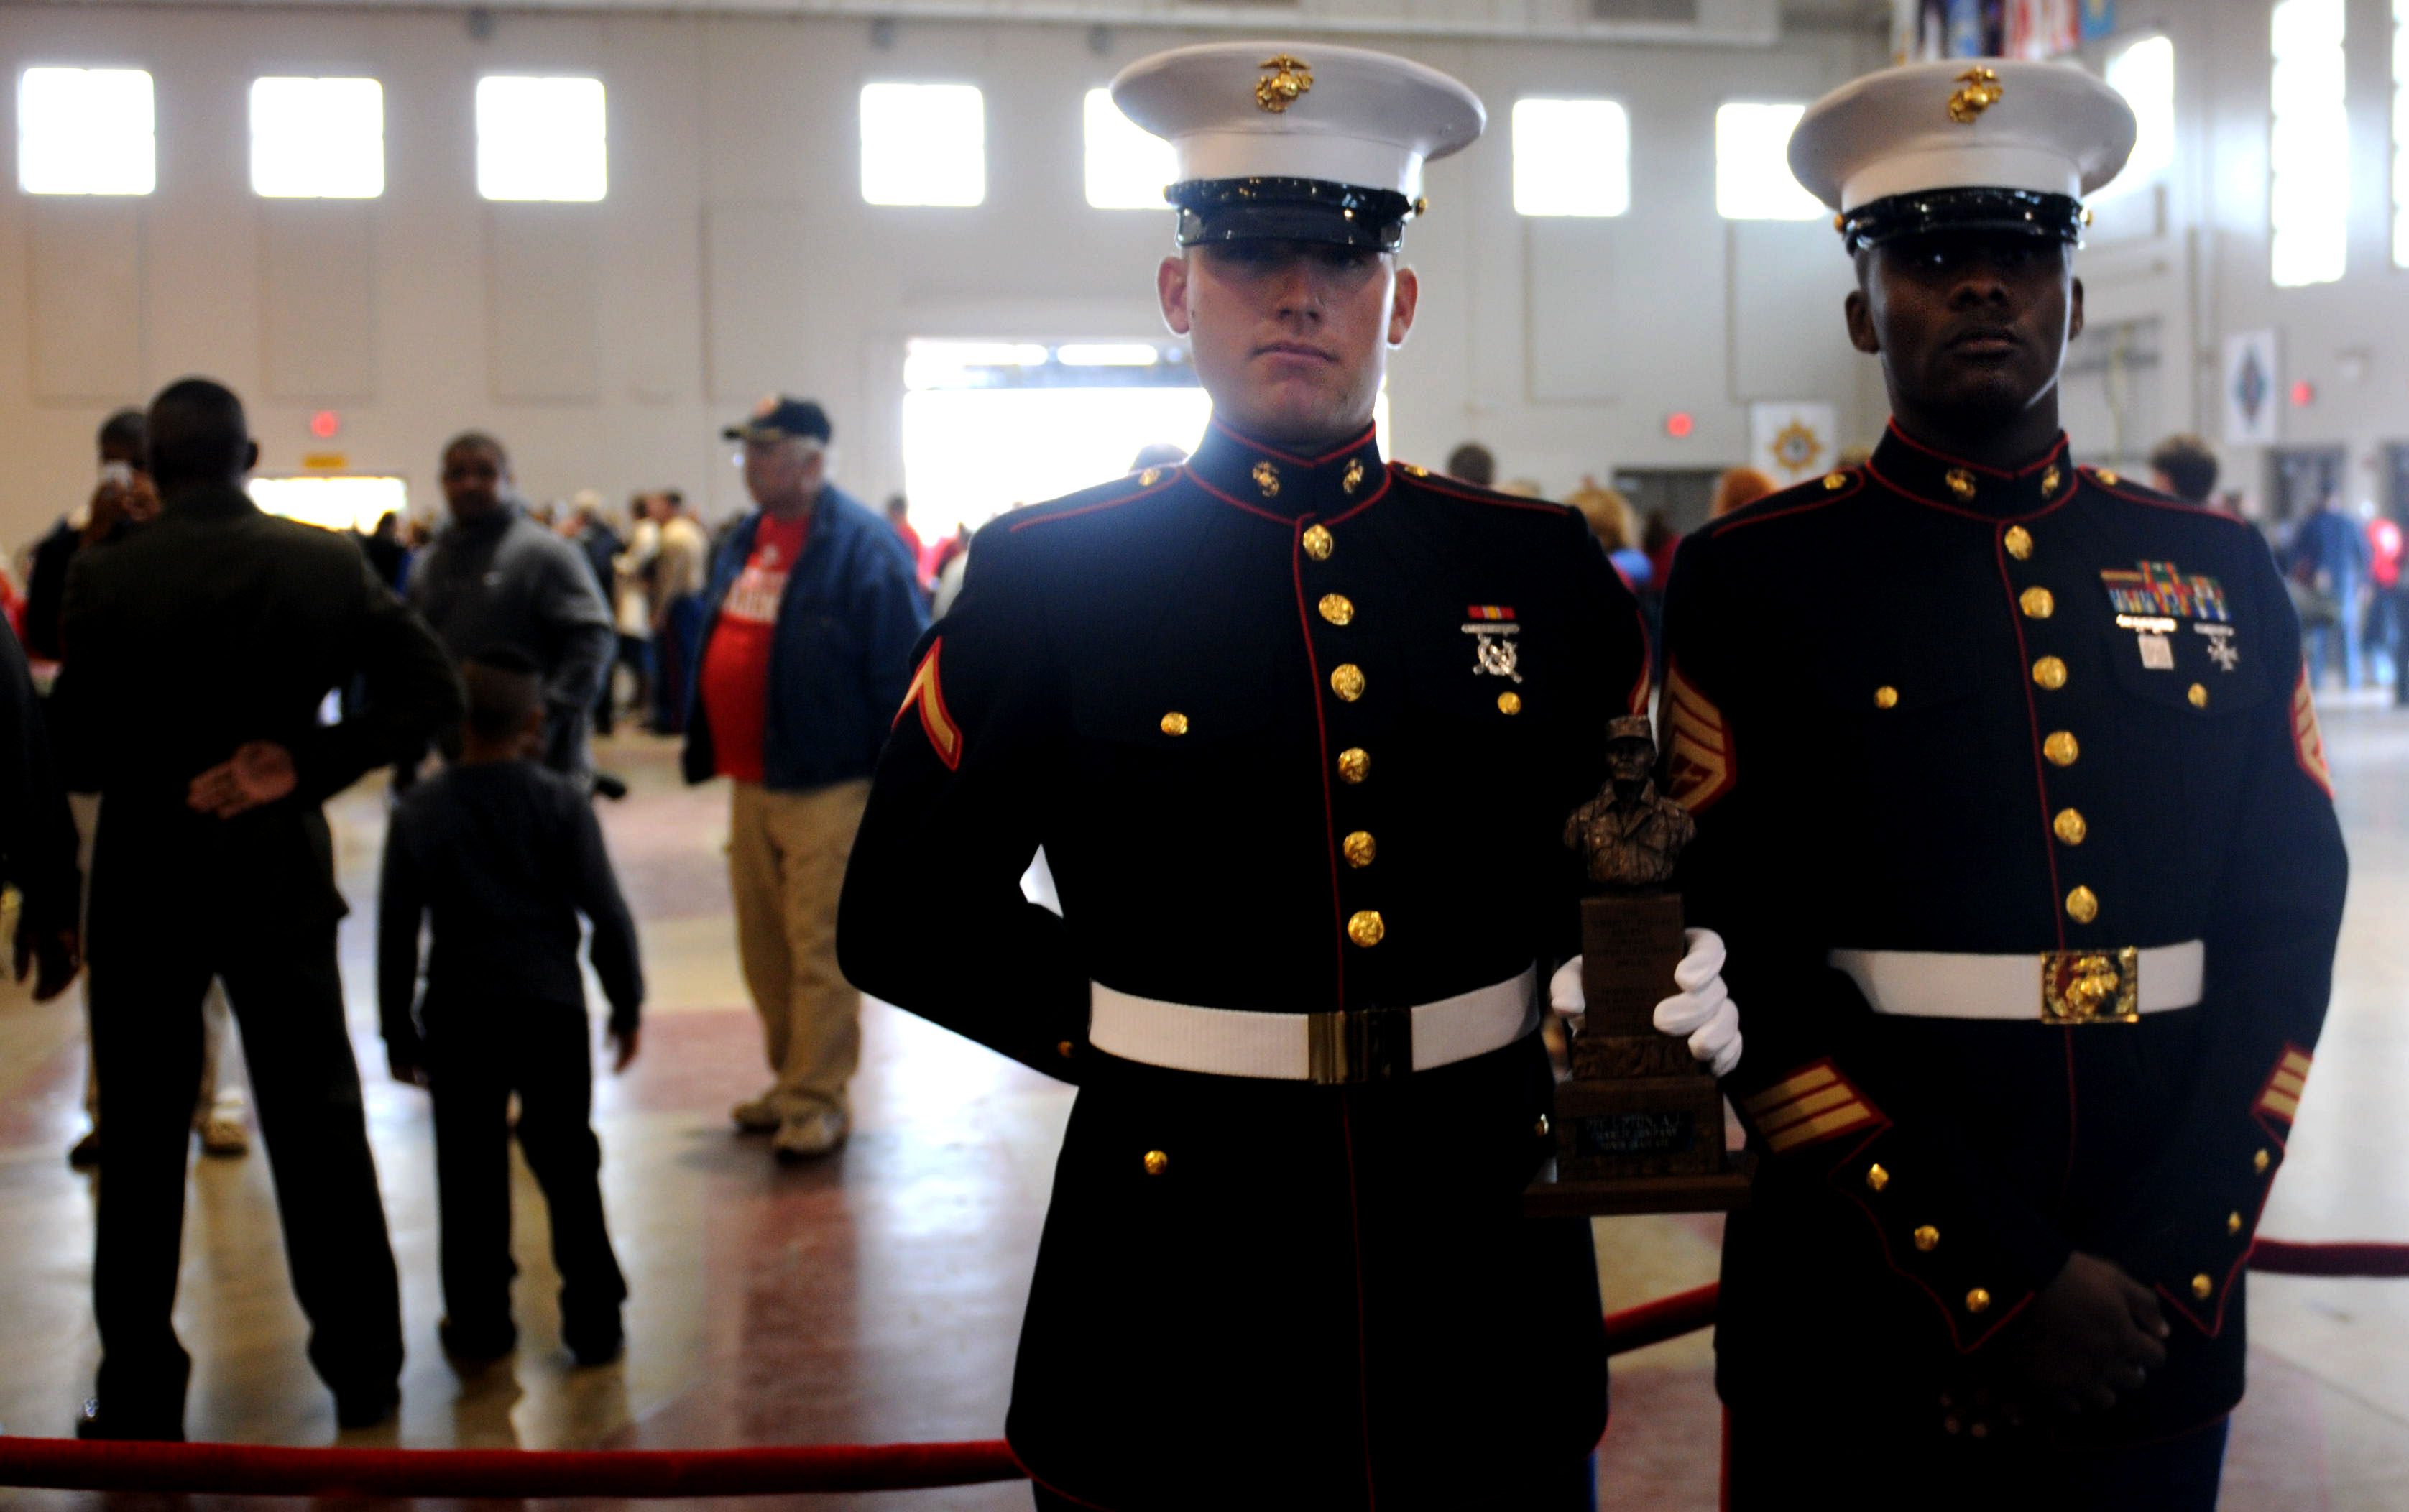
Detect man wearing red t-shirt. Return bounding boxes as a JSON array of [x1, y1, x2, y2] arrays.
[[685, 396, 925, 1161]]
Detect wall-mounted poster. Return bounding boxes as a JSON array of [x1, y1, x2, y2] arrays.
[[1750, 402, 1841, 484], [2222, 330, 2280, 446], [2080, 0, 2118, 41]]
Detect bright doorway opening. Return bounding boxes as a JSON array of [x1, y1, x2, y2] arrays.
[[248, 474, 409, 533]]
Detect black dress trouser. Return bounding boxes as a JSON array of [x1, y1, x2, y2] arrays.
[[423, 997, 625, 1347], [88, 841, 403, 1432]]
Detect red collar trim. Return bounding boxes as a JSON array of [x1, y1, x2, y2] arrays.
[[1883, 420, 2070, 481], [1207, 415, 1380, 469]]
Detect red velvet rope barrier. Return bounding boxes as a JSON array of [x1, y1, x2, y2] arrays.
[[3, 1258, 2398, 1500]]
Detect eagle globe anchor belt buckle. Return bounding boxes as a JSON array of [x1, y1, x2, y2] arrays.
[[1087, 968, 1539, 1084], [1828, 941, 2205, 1024]]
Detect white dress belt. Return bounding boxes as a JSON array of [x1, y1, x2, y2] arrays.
[[1089, 967, 1540, 1084], [1830, 941, 2206, 1023]]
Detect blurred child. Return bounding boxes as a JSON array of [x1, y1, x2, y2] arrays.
[[379, 645, 642, 1366]]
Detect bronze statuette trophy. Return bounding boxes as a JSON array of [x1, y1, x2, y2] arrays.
[[1526, 716, 1752, 1216]]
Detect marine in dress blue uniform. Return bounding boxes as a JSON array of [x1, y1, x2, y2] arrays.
[[838, 42, 1721, 1512], [1663, 60, 2350, 1509]]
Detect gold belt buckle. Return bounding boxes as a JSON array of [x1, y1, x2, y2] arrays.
[[1307, 1006, 1413, 1084], [2040, 947, 2140, 1025]]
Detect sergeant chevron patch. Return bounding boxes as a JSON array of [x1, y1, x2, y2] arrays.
[[2255, 1046, 2313, 1124], [1739, 1059, 1884, 1154], [2292, 669, 2333, 798], [896, 639, 962, 771], [1662, 662, 1736, 812]]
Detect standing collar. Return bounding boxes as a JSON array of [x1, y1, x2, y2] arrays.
[[1867, 420, 2076, 519], [1185, 416, 1386, 522]]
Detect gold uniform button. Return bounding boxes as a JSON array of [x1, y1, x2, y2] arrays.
[[2004, 525, 2034, 560], [2032, 655, 2068, 691], [1138, 467, 1163, 487], [1497, 691, 1523, 716], [1874, 686, 1900, 709], [2044, 731, 2080, 767], [2020, 586, 2055, 619], [1337, 747, 1370, 784], [1913, 1225, 1940, 1253], [2227, 1212, 2244, 1235], [1302, 525, 1335, 561], [1823, 473, 1848, 491], [1401, 462, 1429, 477], [1143, 1149, 1169, 1176], [1330, 664, 1366, 701], [1965, 1288, 1992, 1314], [2053, 808, 2088, 846], [2065, 885, 2100, 925], [2191, 1273, 2214, 1301], [1865, 1163, 1890, 1192], [2254, 1148, 2271, 1174], [2096, 468, 2122, 486], [1056, 1039, 1076, 1059], [2042, 466, 2063, 494], [1347, 911, 1386, 948], [1319, 594, 1355, 627], [1160, 711, 1189, 737], [2188, 683, 2208, 709], [1342, 831, 1376, 868]]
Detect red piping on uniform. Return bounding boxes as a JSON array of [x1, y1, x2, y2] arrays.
[[1191, 469, 1309, 523], [1831, 1125, 2031, 1352], [1010, 1447, 1118, 1511], [1718, 1410, 1733, 1512], [1863, 457, 2081, 522], [1325, 474, 1394, 526], [1700, 474, 1864, 535], [1883, 419, 2068, 481], [1208, 416, 1378, 469], [1006, 471, 1182, 532], [1340, 1092, 1380, 1511], [1991, 525, 2079, 1197], [1404, 471, 1575, 517], [1291, 528, 1348, 1007]]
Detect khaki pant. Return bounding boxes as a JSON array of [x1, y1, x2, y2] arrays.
[[729, 778, 870, 1120]]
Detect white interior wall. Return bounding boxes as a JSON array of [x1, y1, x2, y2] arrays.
[[0, 5, 1882, 544], [1, 0, 2405, 543]]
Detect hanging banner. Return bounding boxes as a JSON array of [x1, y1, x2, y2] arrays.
[[2005, 0, 2081, 58], [2081, 0, 2119, 41], [2222, 330, 2280, 447], [1750, 402, 1841, 484]]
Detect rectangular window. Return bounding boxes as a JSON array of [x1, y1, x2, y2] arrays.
[[2270, 0, 2347, 287], [18, 68, 155, 195], [862, 83, 984, 207], [1084, 88, 1174, 211], [2101, 35, 2175, 196], [1512, 98, 1629, 217], [1715, 103, 1822, 221], [251, 77, 384, 198], [476, 75, 606, 203], [2395, 0, 2408, 266]]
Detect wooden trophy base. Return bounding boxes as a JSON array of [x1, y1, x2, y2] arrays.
[[1525, 890, 1752, 1217]]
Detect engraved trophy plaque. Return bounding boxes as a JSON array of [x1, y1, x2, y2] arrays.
[[1526, 716, 1752, 1217]]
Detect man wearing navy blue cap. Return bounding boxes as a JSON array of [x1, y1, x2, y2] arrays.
[[1663, 60, 2348, 1508], [841, 42, 1734, 1511], [689, 394, 923, 1162]]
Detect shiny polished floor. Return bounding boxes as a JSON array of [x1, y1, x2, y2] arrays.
[[0, 704, 2405, 1510]]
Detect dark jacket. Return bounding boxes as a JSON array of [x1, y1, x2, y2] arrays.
[[838, 421, 1647, 1511], [1664, 425, 2348, 1446], [407, 504, 614, 777], [0, 616, 79, 936], [55, 484, 463, 933], [22, 519, 80, 663], [680, 484, 926, 792], [378, 760, 642, 1045]]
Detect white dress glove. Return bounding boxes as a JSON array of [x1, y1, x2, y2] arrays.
[[1548, 928, 1744, 1078]]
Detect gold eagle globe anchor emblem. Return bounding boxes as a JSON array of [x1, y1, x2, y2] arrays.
[[1256, 55, 1314, 114], [1948, 66, 2004, 124]]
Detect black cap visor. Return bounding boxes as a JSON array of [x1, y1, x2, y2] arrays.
[[1169, 178, 1414, 252], [1841, 188, 2085, 256]]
